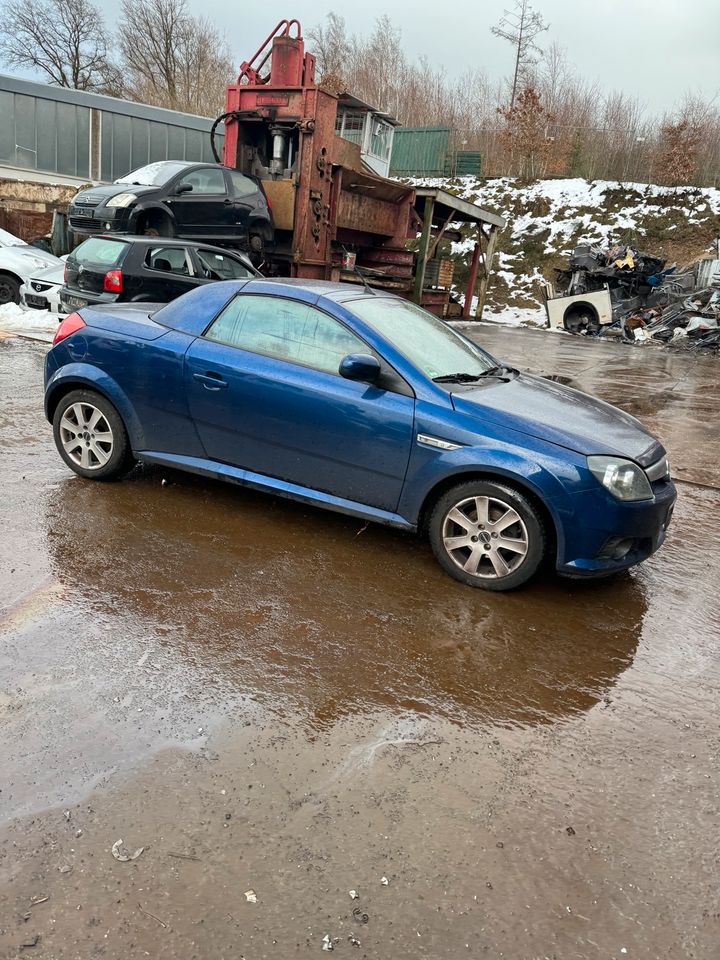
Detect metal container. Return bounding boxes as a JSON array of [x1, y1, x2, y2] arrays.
[[389, 126, 450, 177]]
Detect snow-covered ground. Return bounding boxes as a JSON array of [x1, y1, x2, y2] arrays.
[[0, 303, 59, 341], [407, 175, 720, 326]]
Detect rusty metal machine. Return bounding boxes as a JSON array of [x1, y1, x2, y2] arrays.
[[211, 19, 505, 315]]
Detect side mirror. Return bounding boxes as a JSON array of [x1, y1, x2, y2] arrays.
[[175, 183, 193, 195], [339, 353, 381, 383]]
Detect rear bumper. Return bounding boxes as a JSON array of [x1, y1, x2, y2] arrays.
[[556, 479, 677, 577], [60, 286, 121, 309]]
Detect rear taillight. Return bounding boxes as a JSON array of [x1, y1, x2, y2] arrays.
[[103, 269, 123, 293], [63, 262, 69, 283], [53, 312, 86, 345]]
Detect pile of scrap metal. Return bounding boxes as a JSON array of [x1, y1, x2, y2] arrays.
[[638, 264, 720, 348], [543, 241, 720, 349]]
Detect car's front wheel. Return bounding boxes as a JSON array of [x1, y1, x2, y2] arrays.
[[428, 480, 546, 590], [53, 389, 135, 481], [0, 273, 20, 305]]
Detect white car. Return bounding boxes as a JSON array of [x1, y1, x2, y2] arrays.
[[0, 227, 64, 306], [20, 261, 67, 316]]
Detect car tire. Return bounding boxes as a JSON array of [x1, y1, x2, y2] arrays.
[[0, 273, 21, 305], [53, 389, 136, 481], [428, 480, 546, 590]]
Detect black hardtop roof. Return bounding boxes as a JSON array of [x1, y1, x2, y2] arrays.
[[78, 235, 254, 258], [240, 278, 401, 302]]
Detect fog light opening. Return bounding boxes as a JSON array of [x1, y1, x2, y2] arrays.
[[598, 536, 636, 561]]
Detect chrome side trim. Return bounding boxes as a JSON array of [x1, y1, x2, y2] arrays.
[[417, 433, 462, 451]]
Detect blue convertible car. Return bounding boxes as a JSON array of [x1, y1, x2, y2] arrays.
[[44, 280, 676, 590]]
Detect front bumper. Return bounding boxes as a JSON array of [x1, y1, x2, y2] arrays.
[[67, 206, 131, 235], [556, 478, 677, 577], [21, 282, 63, 313]]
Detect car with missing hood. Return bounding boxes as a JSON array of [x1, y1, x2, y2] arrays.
[[20, 261, 67, 316], [43, 280, 677, 591], [66, 160, 273, 257], [0, 227, 64, 306]]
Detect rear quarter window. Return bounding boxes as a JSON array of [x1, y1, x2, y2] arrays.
[[72, 238, 128, 267]]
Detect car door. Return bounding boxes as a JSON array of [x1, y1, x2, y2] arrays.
[[183, 292, 415, 513], [166, 167, 231, 240], [140, 244, 199, 301]]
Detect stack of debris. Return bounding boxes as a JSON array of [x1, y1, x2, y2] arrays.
[[545, 242, 720, 349]]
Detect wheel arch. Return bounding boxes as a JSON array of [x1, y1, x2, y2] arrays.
[[45, 367, 145, 450], [248, 215, 273, 241], [130, 202, 175, 232], [416, 468, 560, 563]]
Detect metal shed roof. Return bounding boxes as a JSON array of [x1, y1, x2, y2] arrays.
[[414, 187, 506, 230]]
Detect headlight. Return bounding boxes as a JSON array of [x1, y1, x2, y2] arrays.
[[587, 456, 653, 501], [106, 193, 137, 208]]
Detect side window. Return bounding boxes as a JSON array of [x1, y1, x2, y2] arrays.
[[205, 295, 367, 375], [176, 168, 226, 195], [145, 246, 191, 275], [230, 171, 258, 197], [196, 249, 253, 280]]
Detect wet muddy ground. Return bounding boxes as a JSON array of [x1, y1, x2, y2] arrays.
[[1, 326, 719, 959]]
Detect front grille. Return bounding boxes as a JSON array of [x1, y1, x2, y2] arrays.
[[69, 217, 102, 232], [31, 281, 52, 292], [74, 195, 101, 207]]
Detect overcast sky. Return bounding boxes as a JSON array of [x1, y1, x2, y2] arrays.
[[153, 0, 716, 118], [10, 0, 715, 118]]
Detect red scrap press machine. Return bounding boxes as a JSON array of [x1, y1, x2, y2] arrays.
[[211, 19, 503, 317]]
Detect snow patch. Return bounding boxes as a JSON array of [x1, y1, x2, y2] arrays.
[[0, 302, 58, 340]]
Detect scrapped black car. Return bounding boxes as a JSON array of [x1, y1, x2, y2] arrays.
[[67, 161, 273, 255], [60, 236, 261, 311]]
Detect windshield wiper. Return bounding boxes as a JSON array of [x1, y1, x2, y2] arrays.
[[432, 372, 484, 383], [432, 366, 508, 383]]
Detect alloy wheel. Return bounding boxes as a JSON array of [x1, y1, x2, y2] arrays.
[[59, 402, 114, 471], [441, 495, 529, 579]]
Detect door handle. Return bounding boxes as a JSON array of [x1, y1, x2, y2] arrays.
[[223, 198, 232, 204], [193, 372, 228, 390]]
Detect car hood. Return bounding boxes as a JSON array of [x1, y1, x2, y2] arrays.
[[451, 372, 661, 464], [73, 184, 158, 204], [28, 262, 66, 284], [0, 246, 63, 279]]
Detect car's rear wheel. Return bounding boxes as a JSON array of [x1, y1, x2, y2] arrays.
[[53, 389, 135, 481], [0, 273, 20, 305], [428, 480, 546, 590]]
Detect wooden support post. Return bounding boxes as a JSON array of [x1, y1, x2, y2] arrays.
[[463, 227, 483, 318], [427, 209, 456, 261], [475, 224, 499, 320], [412, 196, 434, 304]]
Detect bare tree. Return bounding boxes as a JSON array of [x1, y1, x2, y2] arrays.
[[308, 12, 350, 80], [120, 0, 234, 116], [0, 0, 121, 93], [491, 0, 548, 108]]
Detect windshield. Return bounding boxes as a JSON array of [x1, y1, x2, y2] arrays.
[[114, 161, 190, 186], [348, 297, 496, 381], [0, 227, 26, 248]]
